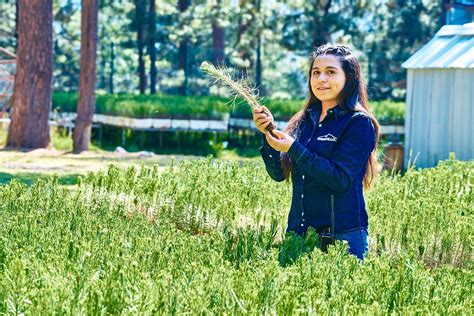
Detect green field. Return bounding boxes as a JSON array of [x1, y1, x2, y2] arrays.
[[0, 157, 472, 313]]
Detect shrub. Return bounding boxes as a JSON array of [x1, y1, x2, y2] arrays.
[[0, 158, 471, 313], [53, 93, 405, 124]]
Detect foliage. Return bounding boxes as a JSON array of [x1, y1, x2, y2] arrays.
[[281, 0, 372, 52], [52, 93, 405, 124], [370, 100, 405, 125], [365, 1, 442, 100], [0, 171, 79, 186], [0, 157, 472, 313], [0, 1, 16, 52], [0, 1, 444, 99], [50, 0, 138, 92], [52, 92, 230, 120]]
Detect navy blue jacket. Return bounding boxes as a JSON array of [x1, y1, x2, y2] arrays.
[[259, 104, 376, 235]]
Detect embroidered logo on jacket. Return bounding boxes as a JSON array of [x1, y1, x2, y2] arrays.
[[317, 134, 338, 142]]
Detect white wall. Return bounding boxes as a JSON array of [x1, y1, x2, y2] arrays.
[[404, 68, 474, 168]]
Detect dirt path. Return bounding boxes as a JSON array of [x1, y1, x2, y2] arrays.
[[0, 148, 201, 182]]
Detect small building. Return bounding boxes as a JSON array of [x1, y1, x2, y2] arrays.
[[401, 22, 474, 168]]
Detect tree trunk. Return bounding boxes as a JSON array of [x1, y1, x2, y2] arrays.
[[178, 41, 188, 96], [135, 0, 147, 94], [7, 0, 53, 149], [255, 0, 263, 95], [440, 0, 448, 25], [211, 0, 225, 65], [311, 0, 332, 48], [148, 0, 157, 94], [255, 33, 263, 95], [178, 0, 191, 96], [99, 51, 106, 90], [73, 0, 98, 154], [109, 41, 115, 94], [235, 0, 250, 48], [234, 0, 255, 80]]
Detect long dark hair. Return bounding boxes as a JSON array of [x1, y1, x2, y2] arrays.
[[281, 44, 380, 189]]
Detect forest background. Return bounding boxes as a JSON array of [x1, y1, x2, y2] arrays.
[[0, 0, 444, 101]]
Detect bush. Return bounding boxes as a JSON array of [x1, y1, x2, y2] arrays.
[[370, 100, 405, 125], [0, 158, 471, 313], [53, 93, 230, 120], [53, 93, 405, 124]]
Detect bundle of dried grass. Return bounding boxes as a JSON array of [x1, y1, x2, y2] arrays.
[[200, 61, 275, 132]]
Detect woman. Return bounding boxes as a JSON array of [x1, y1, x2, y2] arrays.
[[253, 44, 380, 260]]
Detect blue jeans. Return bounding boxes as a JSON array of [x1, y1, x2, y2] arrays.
[[335, 227, 369, 260]]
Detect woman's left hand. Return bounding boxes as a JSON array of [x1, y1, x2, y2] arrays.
[[265, 130, 295, 153]]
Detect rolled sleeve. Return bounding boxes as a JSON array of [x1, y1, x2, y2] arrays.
[[287, 115, 376, 192]]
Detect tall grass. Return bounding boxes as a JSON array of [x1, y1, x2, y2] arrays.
[[0, 157, 471, 313]]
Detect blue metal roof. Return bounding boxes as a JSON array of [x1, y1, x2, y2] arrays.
[[402, 22, 474, 69]]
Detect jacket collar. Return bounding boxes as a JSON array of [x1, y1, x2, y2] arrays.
[[307, 104, 349, 121], [330, 105, 349, 119]]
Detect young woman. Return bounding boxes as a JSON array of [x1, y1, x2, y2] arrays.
[[253, 44, 380, 260]]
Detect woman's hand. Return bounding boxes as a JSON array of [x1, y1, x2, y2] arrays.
[[252, 106, 274, 134], [265, 130, 295, 153]]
